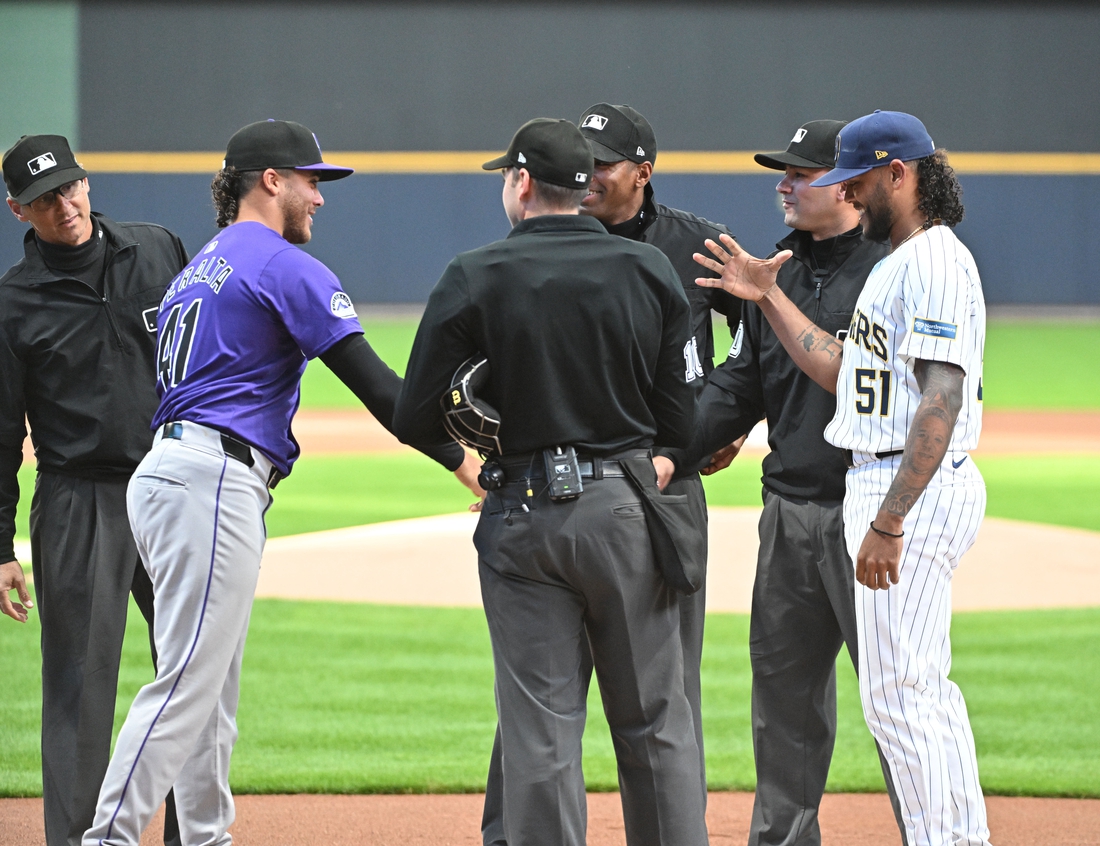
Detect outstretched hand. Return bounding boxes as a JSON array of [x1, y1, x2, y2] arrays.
[[694, 234, 792, 302]]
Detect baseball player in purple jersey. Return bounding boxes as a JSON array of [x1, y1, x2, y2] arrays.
[[81, 120, 481, 846], [694, 111, 990, 846]]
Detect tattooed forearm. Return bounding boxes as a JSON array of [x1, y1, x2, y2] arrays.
[[877, 361, 965, 521], [796, 326, 843, 360]]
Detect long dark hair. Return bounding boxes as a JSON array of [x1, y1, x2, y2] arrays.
[[916, 149, 965, 227], [210, 166, 265, 228]]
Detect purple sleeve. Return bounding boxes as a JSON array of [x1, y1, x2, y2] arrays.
[[256, 248, 363, 359]]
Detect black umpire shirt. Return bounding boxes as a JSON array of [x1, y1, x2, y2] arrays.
[[393, 214, 694, 456], [602, 183, 741, 377], [0, 212, 188, 561], [672, 226, 889, 502]]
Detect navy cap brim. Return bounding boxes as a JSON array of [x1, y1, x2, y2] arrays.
[[10, 165, 87, 204], [810, 165, 877, 187], [754, 151, 833, 171], [295, 162, 353, 181]]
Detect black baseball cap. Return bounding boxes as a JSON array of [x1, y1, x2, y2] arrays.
[[812, 110, 935, 187], [754, 120, 847, 171], [224, 120, 353, 181], [577, 103, 657, 165], [481, 118, 593, 189], [3, 134, 88, 205]]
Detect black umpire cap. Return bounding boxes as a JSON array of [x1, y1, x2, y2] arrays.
[[578, 103, 657, 165], [3, 134, 87, 204], [754, 120, 847, 171], [482, 118, 593, 189]]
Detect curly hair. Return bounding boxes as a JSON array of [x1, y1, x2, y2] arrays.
[[211, 167, 295, 228], [915, 149, 964, 228]]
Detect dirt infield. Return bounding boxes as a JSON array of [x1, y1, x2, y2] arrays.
[[3, 792, 1099, 845]]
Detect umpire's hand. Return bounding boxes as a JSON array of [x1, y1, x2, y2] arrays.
[[0, 559, 33, 623]]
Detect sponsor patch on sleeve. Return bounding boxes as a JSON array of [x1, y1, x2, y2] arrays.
[[330, 292, 356, 319], [913, 317, 957, 339]]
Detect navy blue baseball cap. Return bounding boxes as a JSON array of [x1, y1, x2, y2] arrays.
[[811, 110, 934, 187], [224, 120, 353, 181]]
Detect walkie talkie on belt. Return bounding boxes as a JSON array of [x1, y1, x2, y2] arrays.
[[543, 445, 583, 502]]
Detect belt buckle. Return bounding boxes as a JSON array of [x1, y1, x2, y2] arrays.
[[162, 421, 183, 440]]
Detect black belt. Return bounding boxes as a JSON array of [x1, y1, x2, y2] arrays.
[[160, 422, 285, 489], [496, 449, 648, 483], [843, 448, 904, 469]]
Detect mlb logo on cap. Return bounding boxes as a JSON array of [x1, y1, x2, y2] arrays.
[[28, 152, 57, 175], [581, 114, 608, 131]]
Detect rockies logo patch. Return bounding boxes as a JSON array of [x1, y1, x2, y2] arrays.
[[330, 290, 356, 316], [330, 292, 356, 319]]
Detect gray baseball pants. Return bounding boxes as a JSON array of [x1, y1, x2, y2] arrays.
[[481, 473, 709, 846], [30, 472, 179, 846], [748, 490, 904, 846], [475, 472, 709, 846], [82, 422, 271, 846]]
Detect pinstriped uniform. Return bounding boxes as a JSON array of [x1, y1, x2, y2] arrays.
[[827, 226, 991, 846]]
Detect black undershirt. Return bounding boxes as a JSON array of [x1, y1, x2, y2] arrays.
[[603, 202, 649, 241], [36, 217, 107, 294]]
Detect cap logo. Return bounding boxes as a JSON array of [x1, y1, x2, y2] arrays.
[[834, 134, 842, 163], [581, 114, 608, 131], [517, 152, 527, 163], [875, 150, 889, 160], [636, 146, 645, 156], [575, 172, 587, 182], [27, 152, 57, 175], [791, 128, 808, 143]]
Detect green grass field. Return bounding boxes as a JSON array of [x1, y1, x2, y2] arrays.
[[293, 317, 1100, 412], [2, 600, 1097, 798], [2, 318, 1097, 799]]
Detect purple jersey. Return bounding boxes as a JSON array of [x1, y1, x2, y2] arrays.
[[151, 221, 362, 475]]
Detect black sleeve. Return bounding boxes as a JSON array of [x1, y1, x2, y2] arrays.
[[0, 337, 27, 562], [665, 308, 766, 473], [319, 333, 466, 472]]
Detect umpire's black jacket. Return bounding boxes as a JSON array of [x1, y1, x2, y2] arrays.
[[0, 212, 189, 561], [672, 226, 889, 502], [603, 183, 741, 376], [393, 214, 694, 456]]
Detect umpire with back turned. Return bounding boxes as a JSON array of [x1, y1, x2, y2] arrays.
[[480, 103, 739, 845], [394, 118, 708, 846]]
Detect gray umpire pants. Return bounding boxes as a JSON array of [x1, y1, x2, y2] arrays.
[[475, 473, 709, 846], [481, 473, 709, 846], [748, 490, 904, 846], [30, 472, 179, 846]]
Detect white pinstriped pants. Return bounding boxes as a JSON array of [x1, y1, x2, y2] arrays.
[[844, 453, 991, 846]]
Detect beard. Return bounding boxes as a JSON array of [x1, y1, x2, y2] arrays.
[[860, 179, 895, 243], [279, 189, 314, 244]]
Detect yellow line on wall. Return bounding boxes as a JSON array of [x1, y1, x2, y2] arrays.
[[74, 150, 1100, 175]]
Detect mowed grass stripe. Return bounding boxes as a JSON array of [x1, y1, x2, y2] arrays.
[[1, 600, 1097, 797]]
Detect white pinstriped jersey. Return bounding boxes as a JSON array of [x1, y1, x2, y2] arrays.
[[825, 225, 985, 453]]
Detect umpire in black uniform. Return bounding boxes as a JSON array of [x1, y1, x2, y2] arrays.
[[0, 135, 187, 846], [669, 121, 905, 845], [480, 103, 740, 845], [394, 118, 708, 846]]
